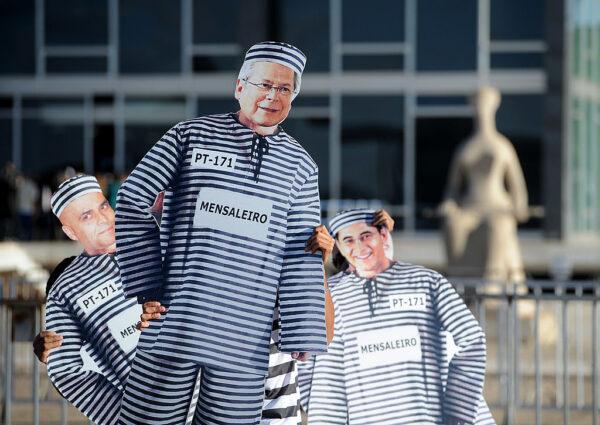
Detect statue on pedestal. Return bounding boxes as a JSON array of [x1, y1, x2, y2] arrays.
[[440, 86, 529, 284]]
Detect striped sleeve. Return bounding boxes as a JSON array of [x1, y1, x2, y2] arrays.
[[277, 169, 327, 354], [304, 300, 348, 425], [115, 124, 183, 300], [434, 276, 487, 424], [45, 295, 122, 425]]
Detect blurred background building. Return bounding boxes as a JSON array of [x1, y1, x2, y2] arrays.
[[0, 0, 599, 277], [1, 2, 600, 424]]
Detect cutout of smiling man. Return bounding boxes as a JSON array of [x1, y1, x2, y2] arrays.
[[115, 42, 327, 424], [302, 209, 494, 425]]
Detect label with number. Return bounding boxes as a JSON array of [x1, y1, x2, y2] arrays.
[[76, 279, 120, 315], [191, 148, 236, 171], [388, 293, 427, 312]]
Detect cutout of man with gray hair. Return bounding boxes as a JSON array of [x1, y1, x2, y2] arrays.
[[115, 41, 327, 424]]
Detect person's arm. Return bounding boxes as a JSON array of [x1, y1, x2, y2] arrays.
[[45, 295, 123, 424], [434, 276, 487, 424], [137, 301, 167, 330], [305, 224, 335, 344], [33, 330, 63, 364], [115, 125, 184, 302], [278, 170, 327, 355]]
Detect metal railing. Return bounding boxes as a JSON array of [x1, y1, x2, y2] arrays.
[[1, 276, 599, 425], [0, 274, 91, 425], [453, 279, 600, 425]]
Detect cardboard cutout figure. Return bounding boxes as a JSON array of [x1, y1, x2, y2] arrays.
[[37, 182, 334, 425], [43, 175, 141, 425], [115, 42, 327, 424], [299, 209, 495, 425]]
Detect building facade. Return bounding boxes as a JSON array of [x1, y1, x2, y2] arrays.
[[0, 0, 598, 242]]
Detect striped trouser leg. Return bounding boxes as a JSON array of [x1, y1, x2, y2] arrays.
[[193, 367, 266, 425], [118, 350, 199, 424]]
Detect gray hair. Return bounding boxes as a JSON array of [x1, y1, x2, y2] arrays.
[[237, 61, 301, 99]]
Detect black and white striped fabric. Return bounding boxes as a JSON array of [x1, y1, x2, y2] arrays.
[[261, 308, 302, 425], [50, 175, 102, 217], [45, 253, 141, 425], [327, 208, 375, 236], [178, 322, 303, 425], [439, 333, 496, 424], [115, 112, 327, 377], [299, 333, 495, 424], [118, 351, 266, 425], [241, 41, 306, 77], [298, 262, 488, 424]]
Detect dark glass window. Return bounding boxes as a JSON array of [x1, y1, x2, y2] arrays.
[[94, 124, 114, 173], [193, 56, 241, 73], [342, 0, 404, 42], [417, 0, 477, 71], [22, 99, 85, 177], [343, 55, 403, 71], [191, 0, 242, 72], [0, 0, 35, 74], [415, 117, 473, 229], [274, 0, 329, 72], [292, 97, 329, 108], [0, 119, 12, 166], [341, 96, 404, 204], [119, 0, 181, 74], [283, 117, 330, 198], [45, 0, 108, 46], [193, 0, 240, 44], [490, 0, 544, 40], [125, 125, 171, 171], [124, 98, 186, 123], [196, 98, 237, 116], [0, 98, 13, 109], [47, 57, 107, 74], [417, 96, 468, 106], [124, 98, 185, 170], [491, 53, 544, 69]]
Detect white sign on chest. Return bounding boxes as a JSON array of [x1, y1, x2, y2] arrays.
[[191, 148, 237, 171], [76, 279, 120, 315], [388, 292, 427, 312], [356, 325, 422, 368], [193, 187, 273, 241], [107, 305, 143, 354]]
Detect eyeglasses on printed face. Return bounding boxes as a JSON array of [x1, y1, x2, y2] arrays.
[[243, 79, 295, 97]]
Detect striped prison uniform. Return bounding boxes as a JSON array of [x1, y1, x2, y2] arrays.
[[45, 256, 299, 425], [123, 317, 301, 425], [115, 113, 326, 424], [298, 262, 488, 425], [299, 335, 495, 424], [45, 253, 141, 425]]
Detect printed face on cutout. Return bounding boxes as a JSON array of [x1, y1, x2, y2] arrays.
[[335, 222, 391, 278], [235, 62, 295, 131], [59, 192, 116, 255]]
